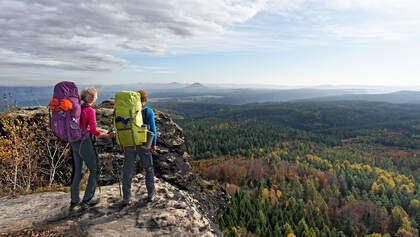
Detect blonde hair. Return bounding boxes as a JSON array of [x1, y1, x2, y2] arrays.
[[81, 87, 98, 103], [138, 90, 148, 103]]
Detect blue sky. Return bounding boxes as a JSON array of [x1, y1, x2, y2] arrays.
[[1, 0, 420, 87]]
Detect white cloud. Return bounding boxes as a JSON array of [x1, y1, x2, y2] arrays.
[[263, 0, 420, 42], [323, 20, 420, 41], [324, 0, 420, 14], [121, 65, 174, 74], [0, 0, 265, 72], [266, 0, 420, 16], [1, 0, 420, 81]]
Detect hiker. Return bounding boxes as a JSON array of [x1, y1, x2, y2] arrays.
[[121, 89, 157, 205], [69, 87, 114, 210]]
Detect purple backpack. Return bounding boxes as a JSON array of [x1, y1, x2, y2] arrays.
[[48, 81, 82, 142]]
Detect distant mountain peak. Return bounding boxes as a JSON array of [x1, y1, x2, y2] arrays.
[[187, 82, 206, 88]]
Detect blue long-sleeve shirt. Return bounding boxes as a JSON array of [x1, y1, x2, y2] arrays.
[[143, 107, 157, 146]]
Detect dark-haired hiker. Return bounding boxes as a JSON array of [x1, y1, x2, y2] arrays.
[[122, 89, 157, 205], [70, 87, 114, 210]]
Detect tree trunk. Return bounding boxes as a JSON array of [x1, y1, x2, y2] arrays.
[[13, 163, 17, 191], [12, 133, 19, 192], [26, 161, 32, 191], [49, 167, 56, 187]]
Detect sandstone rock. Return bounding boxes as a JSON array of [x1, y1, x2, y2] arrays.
[[0, 174, 221, 236]]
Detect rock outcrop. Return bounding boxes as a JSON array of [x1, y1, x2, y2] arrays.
[[0, 174, 221, 236], [0, 100, 229, 236]]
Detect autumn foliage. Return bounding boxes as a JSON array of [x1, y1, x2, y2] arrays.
[[0, 109, 71, 196]]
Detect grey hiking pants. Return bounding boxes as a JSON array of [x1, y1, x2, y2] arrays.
[[70, 138, 98, 203], [122, 146, 155, 200]]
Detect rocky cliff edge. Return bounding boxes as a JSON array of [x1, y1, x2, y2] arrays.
[[0, 100, 229, 236]]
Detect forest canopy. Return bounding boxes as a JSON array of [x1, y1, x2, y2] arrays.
[[158, 101, 420, 237]]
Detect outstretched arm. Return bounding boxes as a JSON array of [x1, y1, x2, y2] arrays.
[[89, 108, 113, 138], [147, 108, 157, 152]]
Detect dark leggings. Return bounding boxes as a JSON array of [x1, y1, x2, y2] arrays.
[[70, 138, 98, 203], [122, 146, 155, 200]]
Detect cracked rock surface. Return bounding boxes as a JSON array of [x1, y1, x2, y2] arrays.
[[0, 174, 219, 236]]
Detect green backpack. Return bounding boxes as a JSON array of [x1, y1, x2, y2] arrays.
[[113, 91, 147, 147]]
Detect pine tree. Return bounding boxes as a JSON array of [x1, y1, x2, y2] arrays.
[[343, 220, 355, 237], [283, 222, 294, 235], [274, 224, 282, 237], [321, 224, 331, 237], [297, 218, 309, 236]]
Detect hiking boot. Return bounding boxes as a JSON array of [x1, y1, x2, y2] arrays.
[[81, 198, 100, 210], [147, 190, 156, 202], [122, 198, 131, 206], [69, 202, 79, 211]]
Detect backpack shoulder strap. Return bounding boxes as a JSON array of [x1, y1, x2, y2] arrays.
[[142, 107, 150, 125], [81, 104, 91, 130], [81, 103, 95, 143], [81, 103, 91, 109]]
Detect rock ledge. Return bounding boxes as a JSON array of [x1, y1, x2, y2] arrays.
[[0, 101, 229, 236]]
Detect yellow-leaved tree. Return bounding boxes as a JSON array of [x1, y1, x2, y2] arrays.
[[0, 105, 70, 196]]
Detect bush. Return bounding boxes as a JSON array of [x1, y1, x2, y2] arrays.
[[0, 109, 71, 196]]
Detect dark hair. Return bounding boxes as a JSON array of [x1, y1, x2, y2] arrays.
[[138, 90, 147, 103]]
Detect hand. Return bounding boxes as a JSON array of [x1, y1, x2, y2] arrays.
[[98, 133, 110, 139], [151, 145, 157, 153], [108, 131, 115, 137]]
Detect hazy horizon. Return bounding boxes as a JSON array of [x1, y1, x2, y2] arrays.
[[2, 82, 420, 94]]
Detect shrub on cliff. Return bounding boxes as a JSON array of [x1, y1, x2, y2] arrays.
[[0, 108, 71, 196]]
